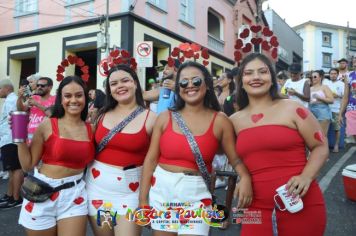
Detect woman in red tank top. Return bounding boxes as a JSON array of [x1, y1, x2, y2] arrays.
[[230, 53, 328, 236], [139, 61, 252, 236], [85, 64, 156, 236], [16, 76, 95, 236]]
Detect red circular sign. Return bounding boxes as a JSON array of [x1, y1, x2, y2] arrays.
[[137, 43, 151, 57]]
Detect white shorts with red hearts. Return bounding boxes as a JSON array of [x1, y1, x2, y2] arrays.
[[18, 168, 87, 230], [149, 165, 212, 236], [85, 160, 142, 217]]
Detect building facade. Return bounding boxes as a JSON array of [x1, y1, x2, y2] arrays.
[[264, 8, 303, 72], [0, 0, 260, 91], [294, 21, 356, 72]]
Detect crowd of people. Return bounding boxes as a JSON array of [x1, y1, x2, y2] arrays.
[[0, 51, 355, 236]]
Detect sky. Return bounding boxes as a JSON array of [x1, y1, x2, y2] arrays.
[[262, 0, 356, 28]]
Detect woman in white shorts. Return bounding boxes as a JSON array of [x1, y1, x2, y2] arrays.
[[86, 64, 156, 236], [16, 76, 95, 236], [139, 61, 253, 236]]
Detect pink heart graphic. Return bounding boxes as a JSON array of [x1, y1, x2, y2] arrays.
[[25, 202, 34, 213], [296, 108, 308, 120], [251, 113, 264, 123], [151, 176, 156, 187], [74, 197, 84, 205], [117, 177, 122, 181], [92, 200, 103, 209], [91, 168, 100, 179], [50, 192, 59, 201], [129, 182, 139, 192]]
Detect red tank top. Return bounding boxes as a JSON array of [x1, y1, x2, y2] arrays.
[[95, 111, 151, 167], [236, 125, 307, 182], [159, 112, 219, 172], [42, 118, 95, 169]]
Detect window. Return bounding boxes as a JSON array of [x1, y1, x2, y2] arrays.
[[350, 37, 356, 51], [322, 53, 332, 68], [15, 0, 38, 16], [208, 10, 223, 40], [322, 32, 332, 47], [180, 0, 194, 26], [146, 0, 167, 12], [66, 0, 93, 7]]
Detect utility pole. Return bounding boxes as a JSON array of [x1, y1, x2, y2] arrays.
[[105, 0, 110, 56]]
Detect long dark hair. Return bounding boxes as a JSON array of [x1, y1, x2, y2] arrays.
[[51, 75, 89, 121], [99, 64, 145, 115], [225, 71, 235, 95], [172, 61, 221, 111], [236, 53, 281, 110]]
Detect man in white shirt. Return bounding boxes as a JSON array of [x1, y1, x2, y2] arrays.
[[337, 58, 349, 82], [328, 68, 345, 152], [284, 63, 310, 107], [0, 79, 23, 209]]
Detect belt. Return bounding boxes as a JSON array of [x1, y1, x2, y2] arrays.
[[183, 171, 201, 176], [53, 179, 82, 192]]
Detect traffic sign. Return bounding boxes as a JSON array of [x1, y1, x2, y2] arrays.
[[135, 41, 153, 67]]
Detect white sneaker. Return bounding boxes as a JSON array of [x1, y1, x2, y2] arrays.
[[0, 171, 5, 178], [1, 171, 9, 180]]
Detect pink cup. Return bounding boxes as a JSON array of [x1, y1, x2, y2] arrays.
[[11, 111, 29, 143]]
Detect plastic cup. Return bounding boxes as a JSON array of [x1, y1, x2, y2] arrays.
[[274, 184, 303, 213], [11, 111, 29, 143]]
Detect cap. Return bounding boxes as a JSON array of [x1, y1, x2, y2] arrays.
[[337, 58, 348, 63], [159, 59, 181, 69], [289, 63, 302, 73], [148, 78, 156, 84]]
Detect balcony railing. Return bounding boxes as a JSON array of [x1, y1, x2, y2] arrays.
[[208, 34, 225, 53]]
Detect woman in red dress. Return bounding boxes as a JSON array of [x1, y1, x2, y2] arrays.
[[230, 53, 328, 236]]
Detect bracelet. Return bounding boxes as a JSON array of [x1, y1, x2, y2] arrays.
[[231, 159, 243, 169]]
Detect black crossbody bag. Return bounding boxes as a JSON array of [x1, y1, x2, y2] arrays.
[[171, 111, 229, 223]]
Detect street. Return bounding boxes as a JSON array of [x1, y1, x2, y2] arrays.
[[0, 146, 355, 236]]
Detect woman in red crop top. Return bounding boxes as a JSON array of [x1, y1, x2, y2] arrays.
[[139, 61, 252, 236], [230, 53, 328, 236], [16, 76, 95, 236], [85, 64, 156, 236]]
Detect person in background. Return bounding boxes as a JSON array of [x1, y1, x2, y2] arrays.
[[85, 64, 156, 236], [337, 58, 349, 82], [328, 68, 345, 153], [87, 89, 106, 123], [139, 61, 252, 236], [284, 63, 310, 107], [0, 79, 23, 209], [339, 57, 356, 144], [26, 74, 42, 94], [16, 75, 94, 236], [87, 89, 96, 123], [143, 59, 180, 114], [276, 70, 289, 97], [231, 53, 327, 236], [17, 77, 55, 143], [309, 70, 334, 136]]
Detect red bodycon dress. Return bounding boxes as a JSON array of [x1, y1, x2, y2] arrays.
[[236, 125, 326, 236]]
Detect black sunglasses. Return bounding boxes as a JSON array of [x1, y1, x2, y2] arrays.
[[179, 77, 203, 89], [37, 84, 48, 88]]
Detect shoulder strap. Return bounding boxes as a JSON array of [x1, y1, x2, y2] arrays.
[[50, 118, 59, 135], [96, 106, 145, 154], [171, 111, 212, 193]]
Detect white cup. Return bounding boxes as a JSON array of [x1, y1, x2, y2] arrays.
[[273, 184, 303, 213]]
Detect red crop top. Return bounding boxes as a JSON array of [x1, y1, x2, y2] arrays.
[[42, 118, 95, 169], [159, 112, 219, 172], [95, 111, 151, 167]]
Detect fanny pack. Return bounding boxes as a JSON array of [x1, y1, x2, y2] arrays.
[[171, 111, 229, 223], [21, 174, 81, 203]]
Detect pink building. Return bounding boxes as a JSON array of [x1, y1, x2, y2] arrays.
[[0, 0, 259, 89]]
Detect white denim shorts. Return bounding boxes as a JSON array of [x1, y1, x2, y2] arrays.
[[18, 168, 87, 230], [85, 160, 142, 217], [149, 165, 213, 236]]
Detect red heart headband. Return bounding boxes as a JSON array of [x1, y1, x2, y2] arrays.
[[56, 55, 90, 82], [99, 49, 138, 77], [168, 42, 210, 67], [234, 25, 279, 64]]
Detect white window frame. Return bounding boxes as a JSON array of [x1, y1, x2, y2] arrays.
[[208, 10, 224, 41], [179, 0, 194, 27], [15, 0, 38, 17], [65, 0, 94, 7], [146, 0, 167, 13]]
